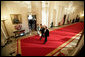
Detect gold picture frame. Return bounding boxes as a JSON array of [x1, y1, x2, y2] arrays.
[[10, 14, 22, 24]]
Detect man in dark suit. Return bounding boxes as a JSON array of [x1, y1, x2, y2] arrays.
[[72, 19, 75, 23], [43, 26, 49, 44], [40, 25, 45, 40]]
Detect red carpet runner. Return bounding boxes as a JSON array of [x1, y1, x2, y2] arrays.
[[17, 22, 84, 56]]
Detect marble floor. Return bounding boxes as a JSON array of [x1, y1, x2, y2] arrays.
[[1, 23, 84, 56]]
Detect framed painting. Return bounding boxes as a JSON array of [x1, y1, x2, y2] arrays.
[[10, 14, 22, 24]]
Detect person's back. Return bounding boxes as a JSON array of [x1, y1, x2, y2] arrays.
[[72, 19, 75, 23], [42, 27, 45, 33], [45, 29, 49, 37], [43, 26, 49, 44]]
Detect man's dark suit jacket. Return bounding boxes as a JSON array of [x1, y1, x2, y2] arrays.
[[40, 27, 45, 34], [45, 29, 49, 37]]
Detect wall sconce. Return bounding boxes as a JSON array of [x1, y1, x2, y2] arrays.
[[81, 14, 84, 17], [80, 14, 84, 17], [80, 11, 84, 17], [1, 16, 8, 20]]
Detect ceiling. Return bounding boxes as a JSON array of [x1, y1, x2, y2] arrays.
[[1, 1, 84, 11]]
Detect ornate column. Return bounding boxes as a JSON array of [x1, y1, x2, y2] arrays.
[[53, 9, 56, 26], [42, 1, 49, 27]]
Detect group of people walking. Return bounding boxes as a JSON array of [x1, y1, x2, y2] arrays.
[[37, 24, 49, 44]]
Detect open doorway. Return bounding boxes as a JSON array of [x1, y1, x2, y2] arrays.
[[28, 15, 36, 31]]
